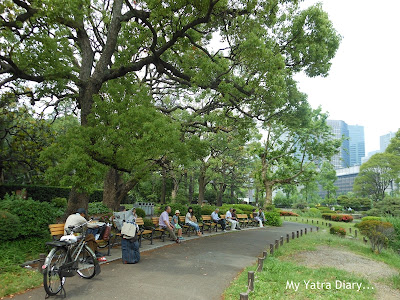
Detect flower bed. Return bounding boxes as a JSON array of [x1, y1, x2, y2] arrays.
[[331, 214, 354, 223], [279, 211, 299, 217]]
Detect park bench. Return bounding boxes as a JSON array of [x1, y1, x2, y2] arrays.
[[237, 214, 250, 228], [48, 223, 113, 256], [151, 216, 172, 242], [135, 217, 154, 246], [201, 215, 217, 232]]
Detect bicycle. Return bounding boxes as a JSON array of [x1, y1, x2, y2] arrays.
[[43, 222, 101, 298]]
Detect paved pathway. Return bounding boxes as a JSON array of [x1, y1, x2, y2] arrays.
[[13, 222, 313, 300]]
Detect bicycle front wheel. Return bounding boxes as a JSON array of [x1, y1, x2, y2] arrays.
[[43, 247, 67, 296], [77, 245, 96, 279]]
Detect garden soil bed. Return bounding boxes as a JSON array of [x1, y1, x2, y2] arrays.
[[284, 245, 400, 300]]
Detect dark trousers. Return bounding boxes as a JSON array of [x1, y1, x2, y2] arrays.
[[217, 219, 226, 230]]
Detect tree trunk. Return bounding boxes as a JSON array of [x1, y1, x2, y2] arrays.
[[160, 168, 167, 204], [230, 184, 235, 204], [264, 183, 273, 207], [198, 174, 206, 205], [255, 186, 259, 204], [188, 173, 194, 203], [66, 187, 89, 219], [171, 180, 179, 203], [103, 167, 139, 211]]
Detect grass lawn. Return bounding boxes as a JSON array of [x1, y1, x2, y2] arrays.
[[0, 237, 48, 298], [224, 226, 400, 300]]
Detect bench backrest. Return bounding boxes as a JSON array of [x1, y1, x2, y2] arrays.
[[136, 217, 144, 226], [49, 223, 65, 237], [220, 214, 226, 219], [201, 215, 212, 222], [179, 216, 186, 223]]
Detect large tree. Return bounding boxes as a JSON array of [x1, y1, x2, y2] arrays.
[[252, 106, 341, 206], [1, 0, 340, 211], [354, 152, 400, 201]]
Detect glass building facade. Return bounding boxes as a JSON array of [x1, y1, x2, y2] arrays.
[[348, 125, 365, 166], [327, 120, 350, 169]]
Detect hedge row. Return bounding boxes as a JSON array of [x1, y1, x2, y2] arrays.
[[322, 213, 353, 222], [0, 184, 103, 203], [330, 226, 346, 236]]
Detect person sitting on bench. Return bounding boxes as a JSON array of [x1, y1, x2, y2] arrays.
[[159, 206, 180, 244], [211, 208, 226, 232], [225, 208, 241, 230], [64, 208, 103, 256], [185, 207, 202, 236], [171, 210, 184, 240]]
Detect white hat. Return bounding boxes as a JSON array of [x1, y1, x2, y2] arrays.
[[175, 210, 180, 214]]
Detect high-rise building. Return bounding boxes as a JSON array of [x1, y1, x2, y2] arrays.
[[380, 132, 396, 152], [348, 125, 365, 166], [327, 120, 350, 169]]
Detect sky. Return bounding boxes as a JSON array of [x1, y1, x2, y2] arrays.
[[295, 0, 400, 154]]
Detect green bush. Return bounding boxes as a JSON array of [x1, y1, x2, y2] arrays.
[[135, 207, 146, 218], [143, 218, 153, 228], [322, 213, 335, 220], [292, 203, 307, 210], [330, 226, 346, 236], [51, 197, 67, 208], [0, 194, 60, 238], [301, 208, 322, 218], [0, 210, 22, 242], [383, 216, 400, 251], [362, 216, 382, 222], [88, 202, 111, 215], [200, 205, 216, 216], [357, 220, 395, 253], [265, 211, 282, 226]]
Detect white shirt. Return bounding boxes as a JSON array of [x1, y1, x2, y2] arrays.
[[226, 211, 232, 219], [64, 213, 96, 235], [211, 211, 220, 221]]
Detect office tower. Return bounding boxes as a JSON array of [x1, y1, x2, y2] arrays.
[[348, 125, 365, 166], [327, 120, 350, 169], [380, 132, 396, 152]]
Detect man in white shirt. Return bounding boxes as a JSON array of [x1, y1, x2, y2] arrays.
[[226, 208, 241, 230], [64, 208, 100, 255], [211, 208, 226, 232]]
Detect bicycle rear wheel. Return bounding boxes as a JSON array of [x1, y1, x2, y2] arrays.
[[77, 245, 96, 279], [43, 247, 67, 296]]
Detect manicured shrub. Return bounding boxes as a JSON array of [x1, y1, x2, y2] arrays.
[[322, 213, 335, 220], [384, 216, 400, 251], [200, 205, 216, 216], [135, 207, 146, 218], [279, 211, 299, 217], [330, 226, 346, 236], [51, 197, 67, 208], [0, 195, 60, 238], [265, 211, 283, 226], [143, 217, 153, 228], [0, 210, 22, 242], [0, 184, 103, 203], [88, 202, 111, 215], [362, 216, 382, 222], [357, 220, 395, 253], [330, 214, 353, 223]]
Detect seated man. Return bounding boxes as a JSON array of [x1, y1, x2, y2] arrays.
[[211, 208, 226, 232], [159, 206, 180, 244], [226, 208, 241, 230], [258, 208, 266, 224], [64, 208, 102, 256]]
